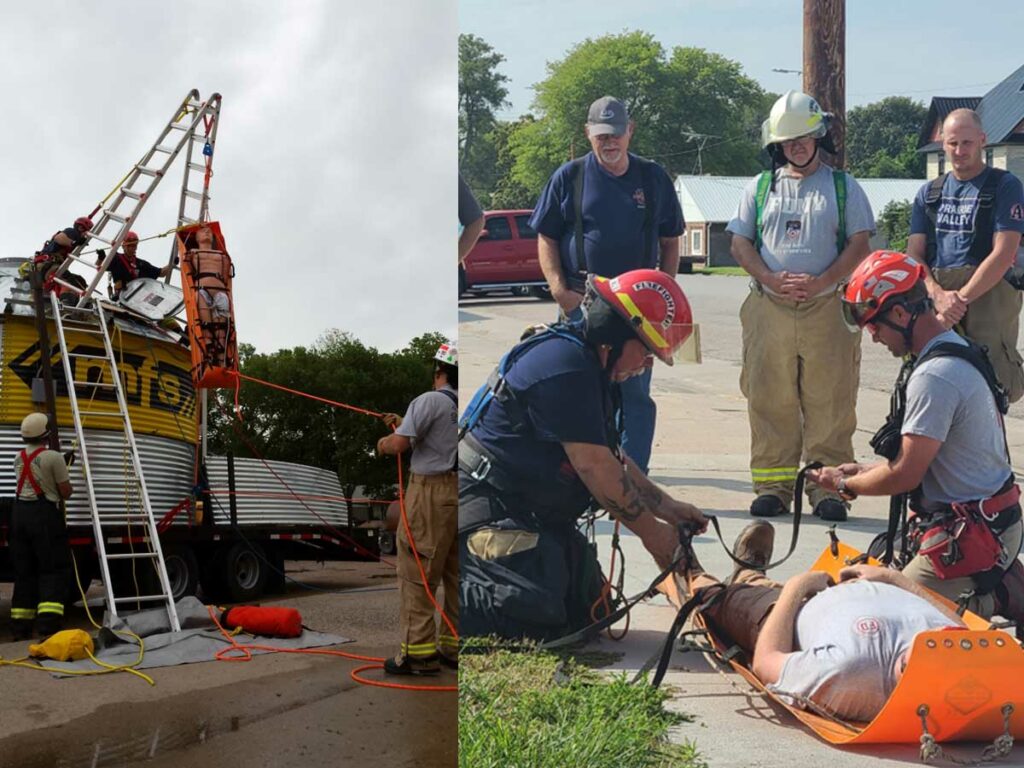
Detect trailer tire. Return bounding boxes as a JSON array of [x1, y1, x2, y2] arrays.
[[220, 541, 268, 602], [378, 531, 396, 556], [162, 546, 200, 601]]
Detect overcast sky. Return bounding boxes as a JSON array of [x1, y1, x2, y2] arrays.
[[0, 0, 456, 356], [461, 0, 1023, 120]]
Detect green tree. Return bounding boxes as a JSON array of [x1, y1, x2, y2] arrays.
[[207, 331, 440, 502], [877, 199, 914, 252], [505, 32, 772, 204], [847, 97, 928, 178], [459, 34, 510, 194]]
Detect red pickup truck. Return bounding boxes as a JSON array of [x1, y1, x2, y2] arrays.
[[459, 210, 551, 299]]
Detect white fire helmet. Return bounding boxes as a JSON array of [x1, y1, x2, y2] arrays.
[[761, 90, 830, 147], [434, 340, 457, 367]]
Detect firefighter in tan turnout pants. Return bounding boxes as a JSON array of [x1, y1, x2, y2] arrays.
[[377, 341, 458, 675], [727, 91, 874, 522], [10, 413, 74, 640]]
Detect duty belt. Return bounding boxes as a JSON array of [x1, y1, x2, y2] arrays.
[[915, 479, 1022, 532], [458, 433, 522, 494]]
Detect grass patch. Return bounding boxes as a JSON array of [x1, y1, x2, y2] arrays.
[[459, 647, 707, 768]]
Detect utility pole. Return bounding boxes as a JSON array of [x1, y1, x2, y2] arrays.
[[803, 0, 845, 168]]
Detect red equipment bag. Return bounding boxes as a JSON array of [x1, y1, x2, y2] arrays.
[[918, 503, 1003, 580], [221, 606, 303, 638]]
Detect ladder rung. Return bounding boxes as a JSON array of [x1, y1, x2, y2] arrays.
[[188, 162, 205, 172], [67, 352, 109, 360], [61, 303, 100, 314], [136, 166, 162, 177], [113, 595, 168, 604], [104, 211, 129, 225], [78, 409, 124, 418], [180, 216, 198, 225], [153, 144, 175, 154], [88, 234, 113, 246], [70, 380, 115, 388], [51, 278, 83, 294], [169, 123, 189, 132], [187, 100, 203, 110], [60, 324, 103, 334], [183, 190, 205, 201], [106, 552, 158, 561], [191, 133, 208, 142], [64, 253, 102, 268], [121, 190, 145, 201]]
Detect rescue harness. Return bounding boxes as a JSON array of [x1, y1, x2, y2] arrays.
[[15, 447, 47, 500], [921, 168, 1008, 269]]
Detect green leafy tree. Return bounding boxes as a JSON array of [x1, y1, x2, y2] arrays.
[[459, 34, 510, 195], [877, 199, 914, 252], [847, 97, 928, 178], [207, 331, 440, 503], [505, 32, 772, 205]]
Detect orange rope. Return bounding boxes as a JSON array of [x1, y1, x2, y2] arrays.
[[206, 608, 454, 692], [232, 372, 384, 418]]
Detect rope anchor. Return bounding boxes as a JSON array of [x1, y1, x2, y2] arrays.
[[918, 703, 1015, 765]]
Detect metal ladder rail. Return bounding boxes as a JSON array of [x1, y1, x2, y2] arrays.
[[94, 301, 180, 631], [49, 294, 181, 631], [166, 94, 222, 273], [49, 89, 203, 293]]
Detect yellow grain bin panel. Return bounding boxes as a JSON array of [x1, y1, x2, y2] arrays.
[[0, 316, 197, 445]]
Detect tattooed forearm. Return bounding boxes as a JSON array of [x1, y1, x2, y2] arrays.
[[599, 466, 663, 522]]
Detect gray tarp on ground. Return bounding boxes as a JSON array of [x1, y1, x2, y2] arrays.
[[41, 597, 352, 676]]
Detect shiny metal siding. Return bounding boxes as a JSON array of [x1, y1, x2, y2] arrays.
[[0, 427, 194, 527], [206, 457, 349, 528]]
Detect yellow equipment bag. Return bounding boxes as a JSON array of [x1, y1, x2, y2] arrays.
[[28, 630, 94, 662], [664, 541, 1024, 746]]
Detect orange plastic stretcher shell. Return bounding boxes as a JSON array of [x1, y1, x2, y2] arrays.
[[176, 221, 238, 389], [666, 541, 1024, 745]]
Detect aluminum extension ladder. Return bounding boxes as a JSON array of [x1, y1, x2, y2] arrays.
[[50, 292, 180, 631], [49, 89, 222, 306]]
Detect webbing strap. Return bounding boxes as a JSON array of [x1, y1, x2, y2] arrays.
[[834, 169, 847, 254], [16, 447, 46, 498], [753, 171, 773, 252]]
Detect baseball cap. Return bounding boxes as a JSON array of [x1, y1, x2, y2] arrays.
[[587, 96, 629, 137]]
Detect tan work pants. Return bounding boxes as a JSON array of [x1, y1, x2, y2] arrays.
[[931, 267, 1024, 403], [740, 287, 860, 506], [397, 472, 458, 662]]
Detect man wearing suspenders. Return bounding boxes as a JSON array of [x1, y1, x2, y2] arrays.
[[906, 108, 1024, 403], [377, 341, 459, 675], [10, 413, 74, 640]]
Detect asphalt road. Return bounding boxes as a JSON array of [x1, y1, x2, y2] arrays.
[[0, 561, 456, 768]]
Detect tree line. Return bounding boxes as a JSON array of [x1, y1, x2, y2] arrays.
[[460, 30, 928, 217], [208, 330, 447, 502]]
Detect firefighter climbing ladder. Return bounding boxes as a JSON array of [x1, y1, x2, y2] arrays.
[[49, 292, 181, 632], [49, 89, 222, 306]]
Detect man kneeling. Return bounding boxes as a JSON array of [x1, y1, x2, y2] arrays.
[[679, 522, 965, 722]]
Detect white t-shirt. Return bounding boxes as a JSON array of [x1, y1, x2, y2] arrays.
[[768, 580, 955, 722]]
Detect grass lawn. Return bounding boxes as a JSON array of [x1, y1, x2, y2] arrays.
[[459, 648, 708, 768], [694, 266, 748, 276]]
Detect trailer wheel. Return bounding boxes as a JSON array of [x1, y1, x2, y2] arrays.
[[378, 531, 396, 556], [220, 541, 268, 602], [162, 546, 200, 601]]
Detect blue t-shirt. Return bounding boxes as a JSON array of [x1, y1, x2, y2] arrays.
[[529, 152, 685, 286], [470, 334, 613, 515], [909, 167, 1024, 269]]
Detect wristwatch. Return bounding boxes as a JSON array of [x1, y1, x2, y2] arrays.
[[837, 477, 857, 501]]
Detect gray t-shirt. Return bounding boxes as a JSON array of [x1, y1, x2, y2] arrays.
[[395, 384, 457, 475], [902, 331, 1010, 507], [727, 163, 875, 291], [769, 580, 954, 722], [14, 446, 69, 503]]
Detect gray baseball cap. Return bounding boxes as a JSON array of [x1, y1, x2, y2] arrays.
[[587, 96, 629, 136]]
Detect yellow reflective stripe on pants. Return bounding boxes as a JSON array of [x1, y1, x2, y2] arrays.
[[37, 602, 64, 616], [401, 641, 438, 658], [11, 608, 36, 620], [438, 635, 458, 648], [751, 468, 798, 483]]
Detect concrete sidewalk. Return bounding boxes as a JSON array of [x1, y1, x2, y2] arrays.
[[458, 278, 1024, 768]]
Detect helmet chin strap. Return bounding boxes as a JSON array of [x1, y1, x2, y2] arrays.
[[787, 142, 819, 170]]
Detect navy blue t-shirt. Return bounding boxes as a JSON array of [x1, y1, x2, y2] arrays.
[[909, 167, 1024, 269], [108, 252, 162, 284], [470, 334, 613, 513], [529, 152, 685, 286]]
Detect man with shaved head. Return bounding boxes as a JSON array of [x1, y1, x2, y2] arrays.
[[907, 108, 1024, 401]]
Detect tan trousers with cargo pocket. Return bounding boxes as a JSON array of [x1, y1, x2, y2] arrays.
[[932, 267, 1024, 404], [740, 287, 861, 507], [397, 473, 458, 663]]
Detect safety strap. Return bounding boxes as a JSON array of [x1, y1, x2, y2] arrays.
[[754, 169, 847, 254], [16, 447, 47, 499], [570, 155, 656, 287], [923, 168, 1007, 267], [435, 389, 458, 407]]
